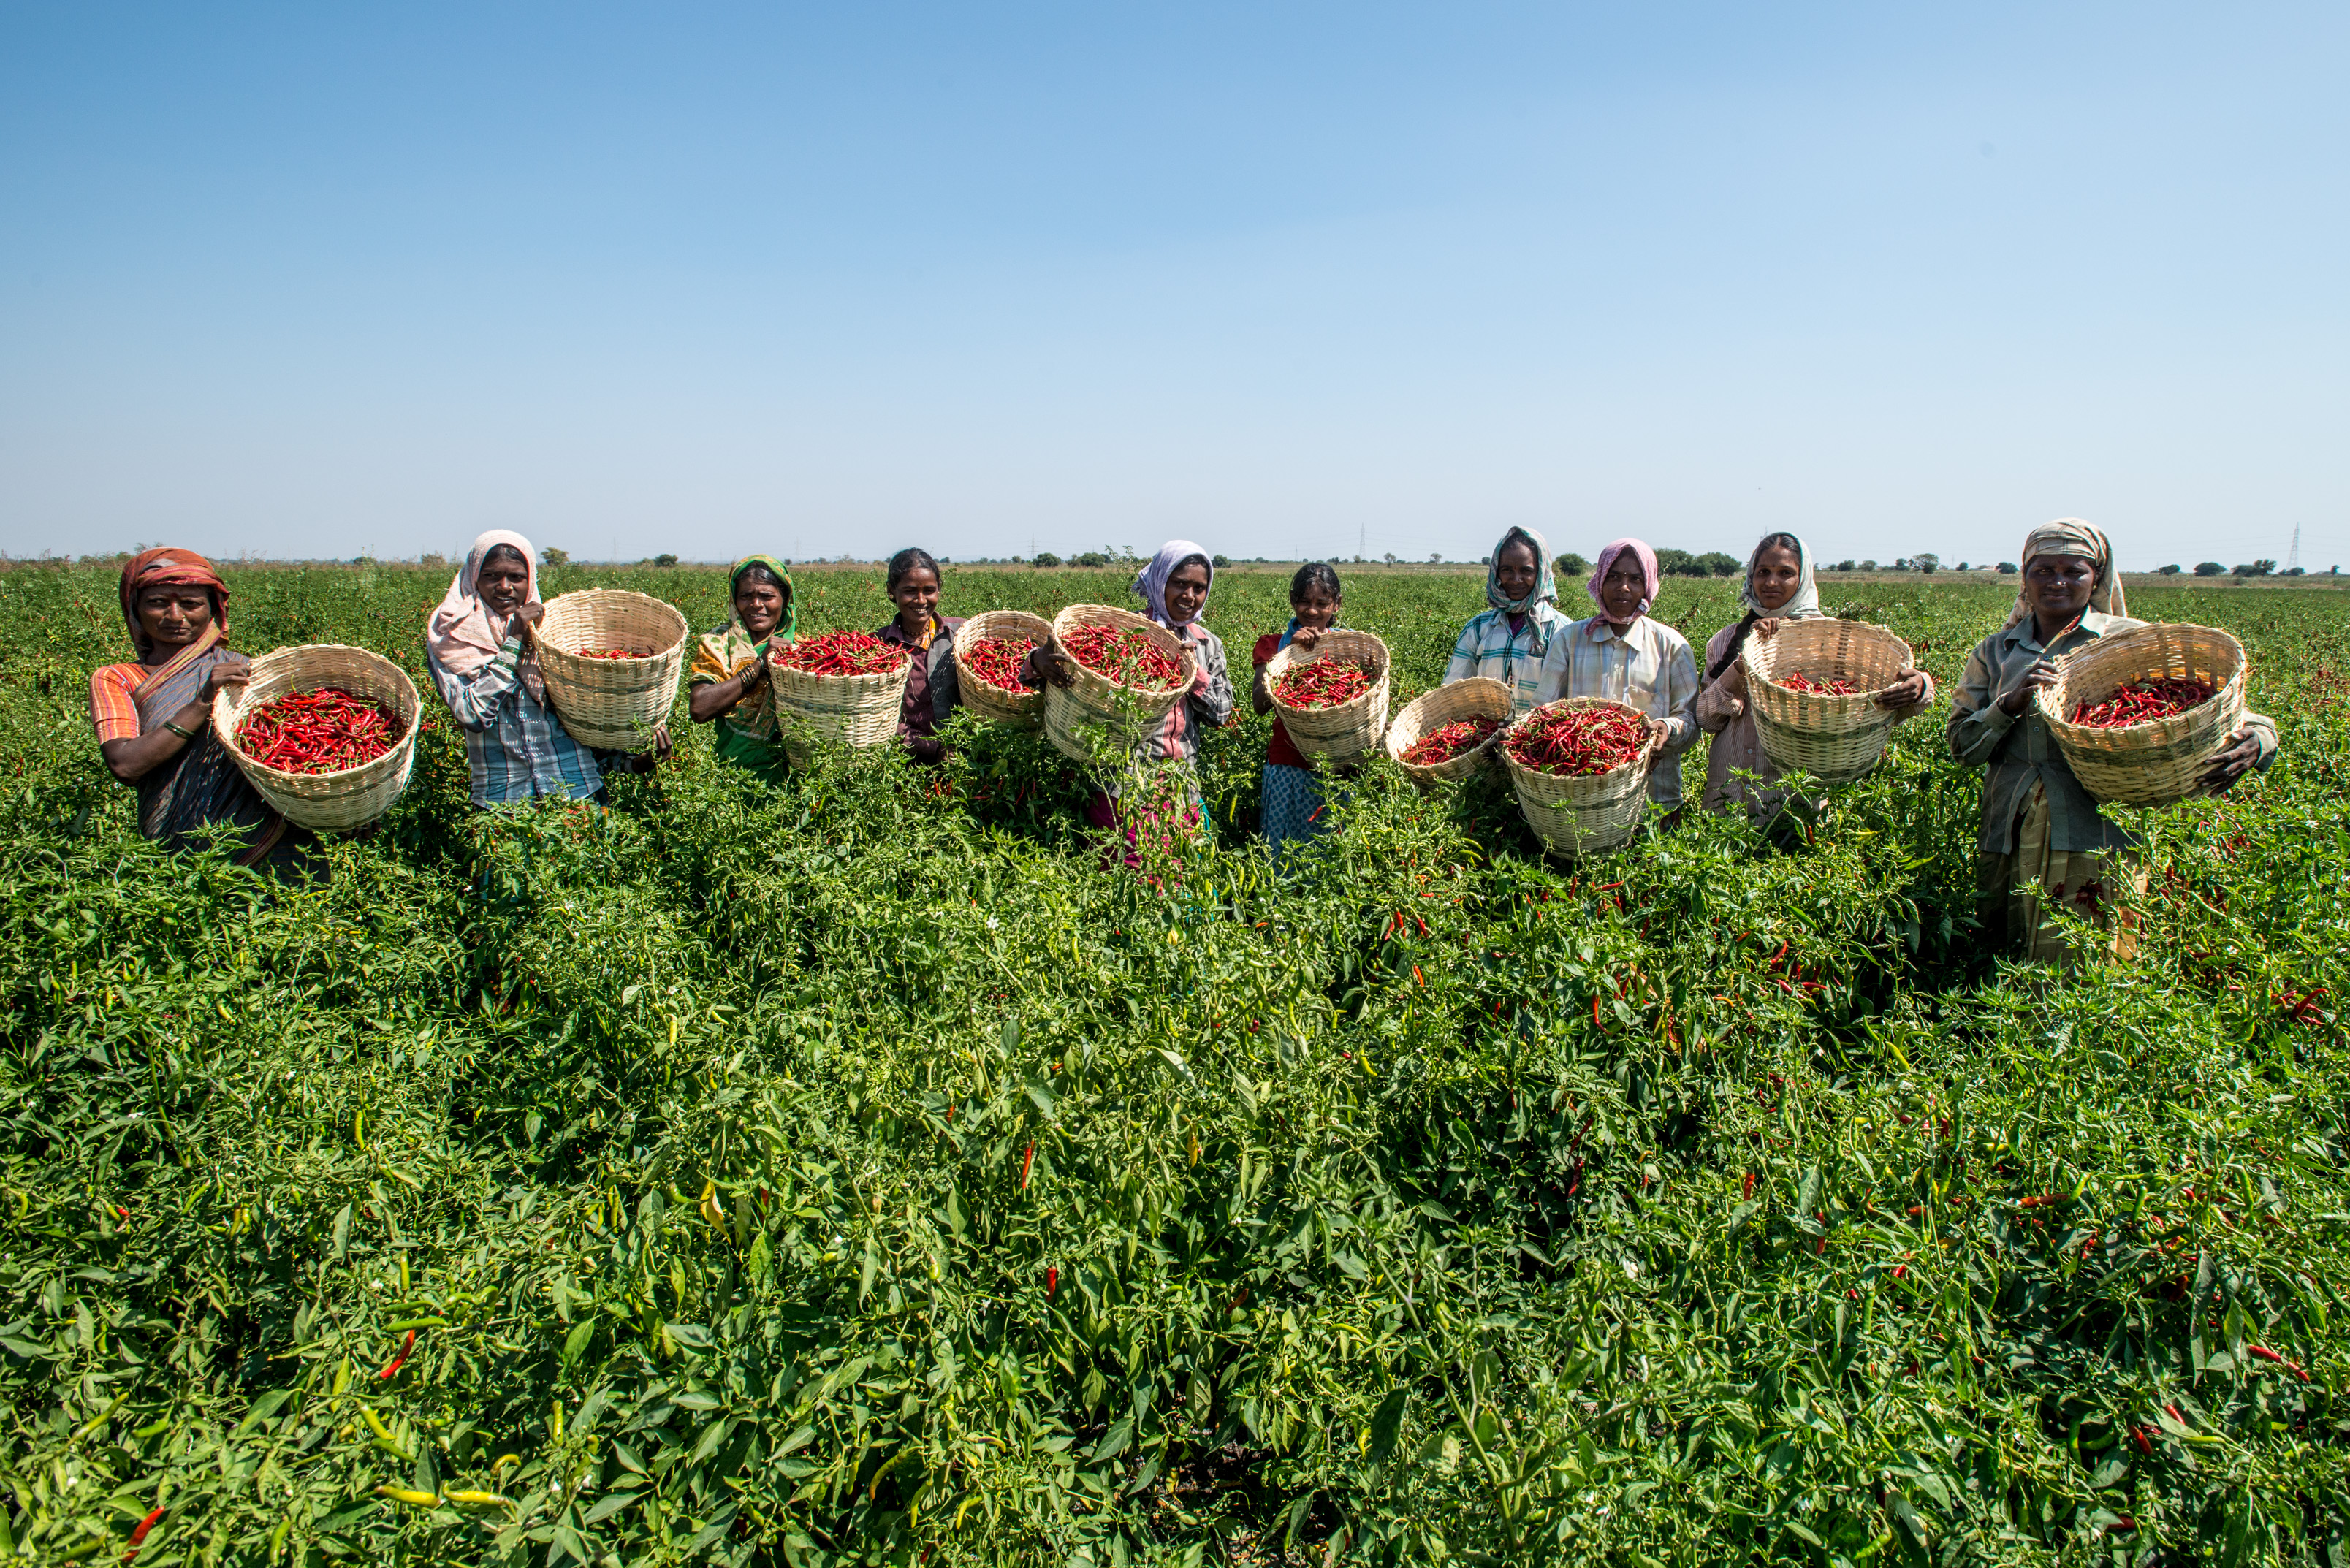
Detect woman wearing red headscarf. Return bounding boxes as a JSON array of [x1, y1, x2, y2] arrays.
[[88, 548, 309, 872]]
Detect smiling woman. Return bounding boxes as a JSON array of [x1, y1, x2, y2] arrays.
[[86, 547, 313, 874]]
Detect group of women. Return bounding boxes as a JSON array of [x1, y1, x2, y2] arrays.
[[89, 518, 2279, 958]]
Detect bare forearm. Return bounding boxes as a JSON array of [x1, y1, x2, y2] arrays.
[[100, 702, 208, 781]]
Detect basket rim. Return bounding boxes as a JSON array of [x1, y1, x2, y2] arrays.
[[536, 589, 690, 664], [1388, 680, 1513, 772], [1740, 616, 1916, 709], [215, 644, 422, 786], [1263, 630, 1391, 723], [1499, 696, 1657, 783], [2035, 622, 2247, 741], [954, 611, 1053, 699], [1049, 604, 1195, 699]]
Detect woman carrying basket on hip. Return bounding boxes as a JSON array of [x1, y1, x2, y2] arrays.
[[1695, 532, 1933, 829], [1027, 541, 1235, 864], [1947, 519, 2274, 962], [88, 547, 314, 876], [688, 553, 796, 783]]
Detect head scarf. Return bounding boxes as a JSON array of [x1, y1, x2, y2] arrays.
[[1586, 538, 1661, 628], [428, 530, 544, 701], [1484, 526, 1556, 616], [118, 547, 229, 659], [727, 554, 796, 644], [1135, 541, 1214, 630], [2006, 518, 2126, 630], [1741, 533, 1821, 621]]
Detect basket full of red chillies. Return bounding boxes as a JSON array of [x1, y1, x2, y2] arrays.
[[2036, 622, 2247, 807], [1499, 697, 1662, 859], [1041, 604, 1198, 764], [765, 628, 914, 761], [1261, 629, 1391, 761], [1739, 616, 1921, 784], [952, 610, 1053, 731], [536, 590, 691, 750], [213, 644, 422, 832], [1384, 677, 1512, 788]]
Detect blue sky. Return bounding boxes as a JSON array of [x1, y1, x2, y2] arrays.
[[3, 3, 2343, 571]]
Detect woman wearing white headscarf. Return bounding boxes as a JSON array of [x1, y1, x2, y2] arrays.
[[1445, 526, 1570, 718], [426, 531, 609, 807], [1948, 519, 2275, 961], [1027, 540, 1236, 862], [1695, 532, 1933, 823]]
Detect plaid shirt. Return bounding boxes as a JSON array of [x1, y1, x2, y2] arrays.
[[427, 637, 603, 806], [1444, 604, 1571, 719], [1533, 614, 1702, 806]]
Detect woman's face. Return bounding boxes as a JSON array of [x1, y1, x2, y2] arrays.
[[1749, 544, 1802, 613], [735, 575, 787, 639], [136, 585, 215, 652], [1166, 562, 1211, 624], [1494, 541, 1540, 604], [477, 549, 532, 617], [2023, 554, 2094, 623], [1599, 555, 1649, 621], [890, 566, 940, 626], [1291, 582, 1339, 630]]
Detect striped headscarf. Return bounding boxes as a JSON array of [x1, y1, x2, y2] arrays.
[[2007, 519, 2126, 628], [119, 547, 229, 658], [1484, 526, 1556, 615]]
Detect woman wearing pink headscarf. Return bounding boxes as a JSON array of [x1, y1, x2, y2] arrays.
[[1532, 538, 1701, 814]]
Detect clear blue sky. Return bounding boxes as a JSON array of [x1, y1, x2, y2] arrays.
[[4, 3, 2344, 571]]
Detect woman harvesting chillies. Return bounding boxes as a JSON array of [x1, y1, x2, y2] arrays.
[[1947, 518, 2276, 962], [870, 548, 963, 764], [1532, 538, 1700, 821], [88, 547, 313, 876], [427, 530, 665, 810], [688, 554, 796, 783], [1694, 532, 1933, 829], [1443, 527, 1569, 719], [1027, 540, 1234, 864], [1250, 562, 1344, 863]]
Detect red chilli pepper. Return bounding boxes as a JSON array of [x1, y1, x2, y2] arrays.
[[1399, 716, 1498, 766], [1271, 659, 1374, 710], [378, 1328, 416, 1380], [769, 630, 908, 677], [2248, 1344, 2310, 1380], [237, 688, 403, 776], [1019, 1143, 1035, 1191], [1502, 704, 1645, 777], [1741, 1171, 1756, 1200], [1778, 671, 1859, 696], [1060, 623, 1183, 690], [962, 636, 1038, 693], [2071, 676, 2214, 728], [123, 1505, 165, 1561]]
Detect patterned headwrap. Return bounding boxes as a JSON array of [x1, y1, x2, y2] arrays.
[[1135, 541, 1214, 629], [728, 554, 796, 643], [1484, 526, 1556, 615], [118, 547, 229, 658], [1586, 538, 1661, 627], [2007, 519, 2126, 629], [427, 530, 545, 701]]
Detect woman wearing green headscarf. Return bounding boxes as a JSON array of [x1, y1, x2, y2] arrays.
[[688, 555, 796, 780]]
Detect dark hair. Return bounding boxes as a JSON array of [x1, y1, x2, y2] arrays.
[[480, 542, 528, 572], [886, 547, 940, 593], [1171, 552, 1212, 582], [736, 562, 787, 595], [1289, 561, 1342, 604], [1706, 533, 1804, 682]]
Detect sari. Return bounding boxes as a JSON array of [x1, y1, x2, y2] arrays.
[[689, 555, 796, 781]]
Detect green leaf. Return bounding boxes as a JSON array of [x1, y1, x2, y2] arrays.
[[1090, 1417, 1133, 1464], [1366, 1387, 1408, 1464]]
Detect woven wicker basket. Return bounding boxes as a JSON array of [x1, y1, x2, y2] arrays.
[[1384, 677, 1511, 790], [1042, 604, 1196, 765], [953, 610, 1052, 731], [2036, 622, 2248, 807], [1262, 629, 1391, 761], [536, 590, 689, 750], [213, 644, 421, 832], [771, 644, 913, 765], [1740, 617, 1917, 784], [1499, 698, 1661, 859]]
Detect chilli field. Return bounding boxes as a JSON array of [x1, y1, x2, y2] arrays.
[[1, 560, 2347, 1567]]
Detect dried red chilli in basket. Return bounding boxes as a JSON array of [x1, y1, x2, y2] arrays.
[[1504, 706, 1646, 777], [574, 647, 646, 660], [1399, 715, 1498, 766], [962, 636, 1038, 693], [2070, 676, 2215, 728], [1777, 671, 1859, 696], [768, 630, 909, 677], [1272, 660, 1374, 709], [237, 688, 403, 775], [1061, 623, 1183, 690]]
